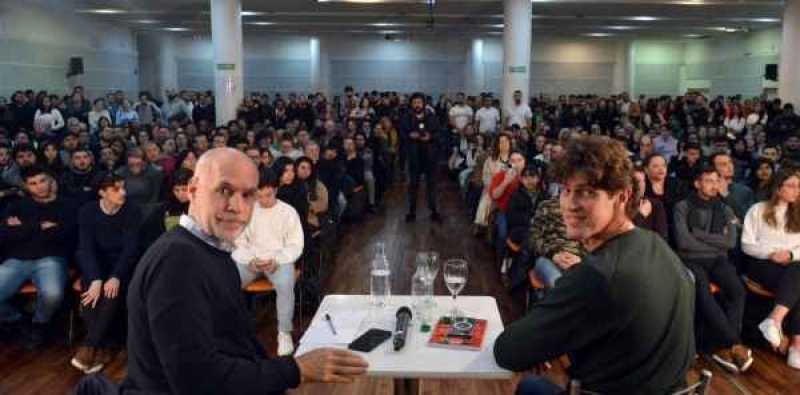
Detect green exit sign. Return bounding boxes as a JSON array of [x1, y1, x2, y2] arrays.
[[217, 63, 236, 71], [508, 65, 527, 73]]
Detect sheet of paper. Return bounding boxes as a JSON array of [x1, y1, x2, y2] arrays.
[[300, 309, 369, 345]]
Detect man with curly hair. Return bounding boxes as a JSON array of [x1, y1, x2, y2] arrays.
[[494, 135, 695, 394]]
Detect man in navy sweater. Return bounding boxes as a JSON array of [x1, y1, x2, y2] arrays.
[[115, 148, 368, 394], [0, 165, 77, 349]]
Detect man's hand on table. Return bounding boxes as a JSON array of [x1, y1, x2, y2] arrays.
[[296, 347, 369, 384]]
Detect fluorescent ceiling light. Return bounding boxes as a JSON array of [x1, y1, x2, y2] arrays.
[[370, 23, 400, 27], [750, 18, 780, 23], [629, 16, 658, 21], [380, 30, 401, 34], [132, 19, 160, 24], [492, 24, 505, 28], [82, 9, 127, 14], [608, 26, 636, 30], [164, 27, 190, 32], [249, 21, 275, 26], [709, 27, 738, 32], [584, 32, 614, 37], [241, 11, 264, 16], [684, 34, 704, 38]]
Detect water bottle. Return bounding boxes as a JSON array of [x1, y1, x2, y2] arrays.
[[370, 242, 391, 308]]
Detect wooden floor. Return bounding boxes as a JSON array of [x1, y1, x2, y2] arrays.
[[2, 176, 800, 394]]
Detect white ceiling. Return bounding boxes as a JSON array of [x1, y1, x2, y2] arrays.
[[67, 0, 785, 38]]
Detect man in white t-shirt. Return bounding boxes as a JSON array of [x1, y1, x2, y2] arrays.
[[475, 95, 501, 135], [449, 93, 474, 133], [504, 90, 532, 129]]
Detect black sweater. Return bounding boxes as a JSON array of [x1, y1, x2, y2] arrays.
[[2, 196, 77, 260], [494, 229, 695, 394], [77, 201, 141, 284], [121, 227, 301, 395]]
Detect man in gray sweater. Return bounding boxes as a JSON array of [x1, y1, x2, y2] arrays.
[[674, 165, 751, 373]]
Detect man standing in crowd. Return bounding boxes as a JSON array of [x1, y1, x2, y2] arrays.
[[504, 90, 533, 130], [0, 166, 77, 349], [104, 148, 367, 394], [475, 95, 500, 135], [673, 166, 751, 373], [401, 92, 442, 223], [232, 170, 304, 357], [494, 136, 694, 394]]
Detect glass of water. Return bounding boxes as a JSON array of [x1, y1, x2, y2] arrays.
[[444, 259, 468, 322], [424, 252, 440, 307]]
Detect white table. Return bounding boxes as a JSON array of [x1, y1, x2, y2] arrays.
[[297, 295, 513, 394]]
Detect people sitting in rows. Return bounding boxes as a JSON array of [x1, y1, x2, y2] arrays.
[[60, 148, 98, 206], [0, 165, 77, 349], [72, 172, 141, 374], [473, 132, 511, 235], [711, 152, 755, 221], [232, 169, 304, 357], [489, 150, 527, 269], [273, 157, 309, 232], [495, 136, 694, 394], [632, 167, 668, 239], [116, 147, 162, 207], [673, 166, 752, 373], [741, 167, 800, 369], [295, 157, 328, 235]]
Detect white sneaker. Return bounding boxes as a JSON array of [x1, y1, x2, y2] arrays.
[[789, 347, 800, 370], [758, 318, 783, 349], [277, 331, 295, 356]]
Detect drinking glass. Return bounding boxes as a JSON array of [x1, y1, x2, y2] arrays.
[[444, 259, 468, 322], [424, 252, 440, 307]]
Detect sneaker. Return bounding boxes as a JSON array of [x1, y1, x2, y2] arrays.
[[789, 347, 800, 370], [731, 344, 754, 373], [758, 318, 784, 350], [70, 346, 96, 373], [405, 213, 416, 223], [429, 212, 444, 224], [277, 331, 295, 356], [712, 349, 740, 373], [21, 322, 47, 350]]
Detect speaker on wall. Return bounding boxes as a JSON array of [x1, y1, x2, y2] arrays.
[[68, 57, 84, 78], [765, 64, 778, 81]]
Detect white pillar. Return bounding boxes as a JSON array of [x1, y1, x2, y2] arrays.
[[310, 37, 322, 94], [779, 0, 800, 107], [210, 0, 244, 126], [158, 35, 178, 97], [467, 38, 486, 95], [612, 41, 631, 95], [502, 0, 532, 112]]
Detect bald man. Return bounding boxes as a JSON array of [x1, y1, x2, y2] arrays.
[[119, 148, 368, 394]]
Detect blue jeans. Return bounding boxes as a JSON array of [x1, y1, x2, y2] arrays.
[[496, 211, 508, 258], [534, 257, 563, 288], [236, 263, 296, 332], [0, 257, 68, 324], [516, 376, 563, 395]]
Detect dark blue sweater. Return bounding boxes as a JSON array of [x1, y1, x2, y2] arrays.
[[2, 196, 77, 260], [77, 201, 141, 284]]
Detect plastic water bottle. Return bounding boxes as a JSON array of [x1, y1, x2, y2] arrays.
[[370, 242, 391, 308]]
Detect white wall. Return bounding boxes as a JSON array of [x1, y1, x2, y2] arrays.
[[631, 40, 685, 97], [169, 34, 628, 97], [0, 3, 139, 99]]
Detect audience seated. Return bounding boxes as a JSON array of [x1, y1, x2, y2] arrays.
[[115, 147, 162, 207], [632, 168, 668, 239], [528, 198, 583, 289], [232, 169, 304, 357], [674, 166, 751, 372], [0, 165, 77, 349], [741, 167, 800, 369], [60, 148, 98, 206], [72, 172, 141, 374], [489, 150, 527, 265]]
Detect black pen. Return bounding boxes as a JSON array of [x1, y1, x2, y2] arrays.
[[324, 313, 338, 335]]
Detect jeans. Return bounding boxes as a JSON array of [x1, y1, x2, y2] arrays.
[[495, 211, 508, 258], [237, 263, 296, 332], [746, 258, 800, 336], [0, 257, 68, 324], [534, 257, 563, 288], [516, 376, 563, 395], [684, 256, 746, 348]]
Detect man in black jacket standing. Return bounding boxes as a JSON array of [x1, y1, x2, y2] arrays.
[[115, 148, 367, 395], [401, 92, 442, 223]]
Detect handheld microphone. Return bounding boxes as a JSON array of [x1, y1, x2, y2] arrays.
[[393, 306, 413, 351]]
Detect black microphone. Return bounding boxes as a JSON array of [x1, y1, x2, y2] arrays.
[[393, 306, 413, 351]]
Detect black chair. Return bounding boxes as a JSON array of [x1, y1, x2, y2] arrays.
[[568, 370, 712, 395]]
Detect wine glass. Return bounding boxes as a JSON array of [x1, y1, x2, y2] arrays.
[[444, 259, 468, 322]]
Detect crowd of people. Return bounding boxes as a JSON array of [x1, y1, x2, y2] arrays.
[[1, 83, 800, 393]]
